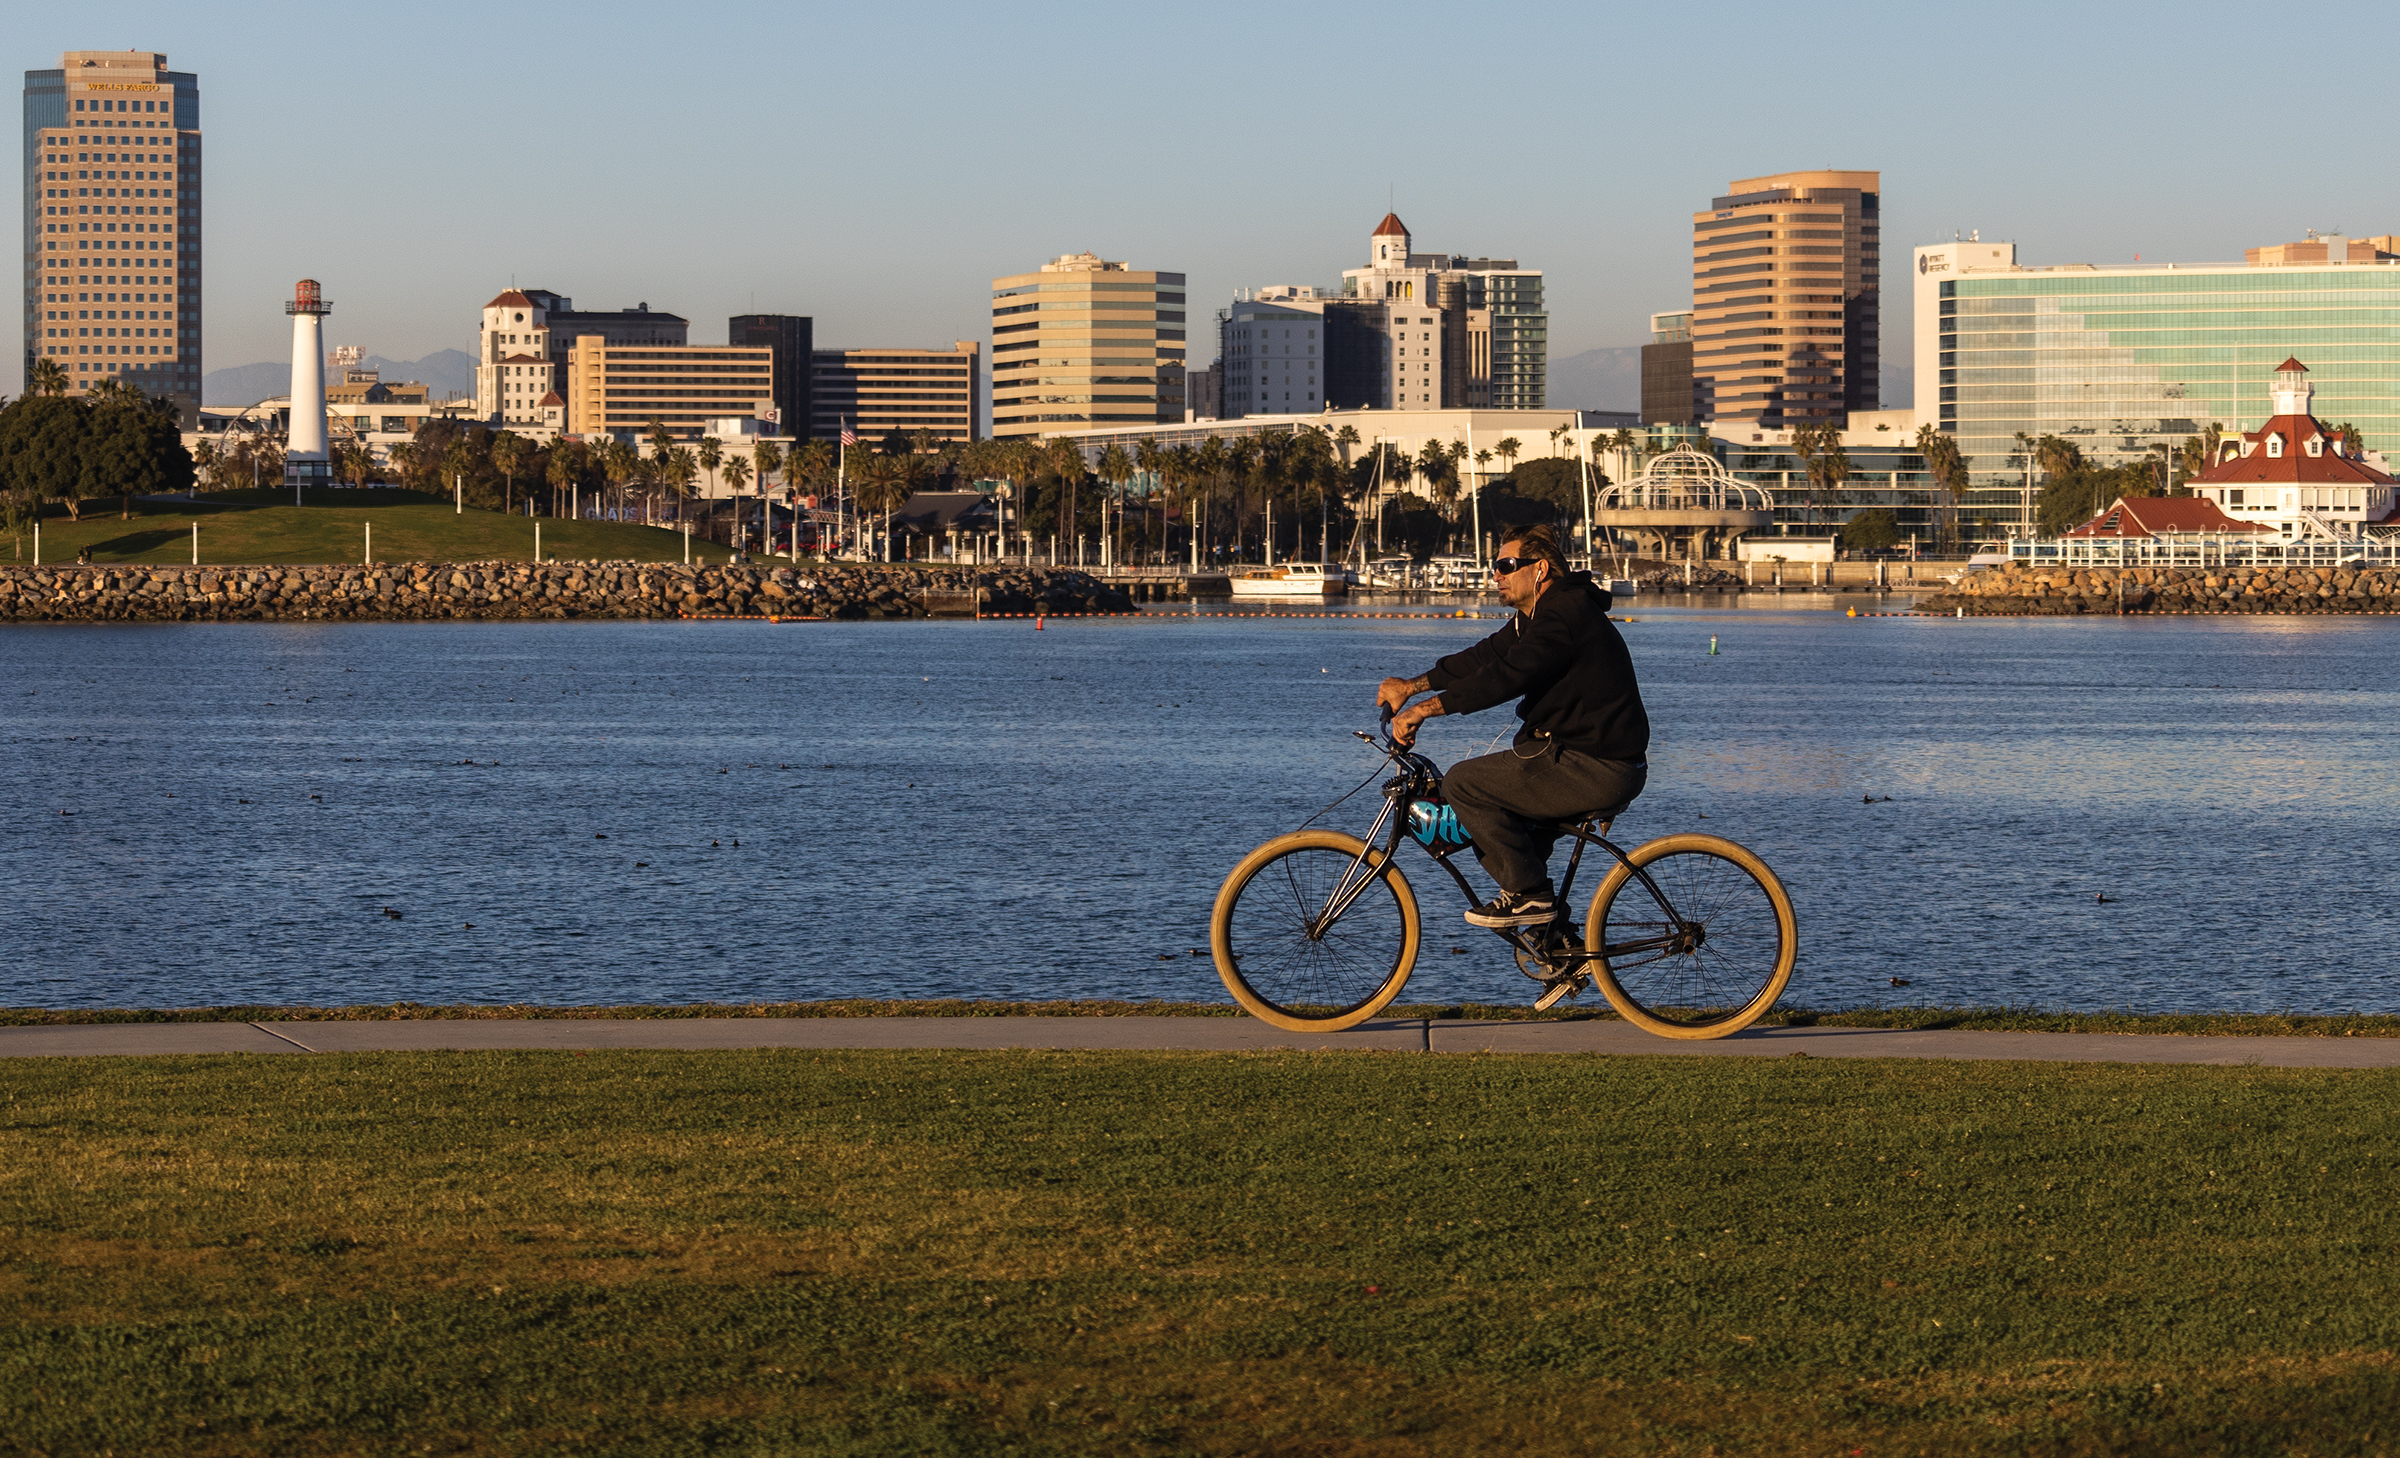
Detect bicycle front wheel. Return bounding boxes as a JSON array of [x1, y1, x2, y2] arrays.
[[1583, 833, 1796, 1040], [1211, 830, 1421, 1032]]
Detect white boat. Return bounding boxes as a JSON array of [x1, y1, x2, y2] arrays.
[[1602, 578, 1640, 596], [1229, 562, 1350, 597], [1425, 555, 1480, 590]]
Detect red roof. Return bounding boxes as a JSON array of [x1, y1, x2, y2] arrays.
[[485, 289, 533, 309], [2274, 357, 2307, 373], [1371, 212, 1409, 237], [2063, 495, 2273, 539], [537, 390, 564, 406], [2186, 414, 2394, 487], [497, 353, 546, 364]]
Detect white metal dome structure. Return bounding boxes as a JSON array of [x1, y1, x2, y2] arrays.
[[1592, 445, 1776, 561], [1598, 445, 1775, 512]]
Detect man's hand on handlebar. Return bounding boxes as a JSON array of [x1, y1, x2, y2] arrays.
[[1389, 696, 1443, 748], [1376, 676, 1419, 716]]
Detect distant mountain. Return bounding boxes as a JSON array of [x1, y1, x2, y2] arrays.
[[201, 361, 290, 408], [203, 348, 474, 408], [1548, 346, 1641, 414]]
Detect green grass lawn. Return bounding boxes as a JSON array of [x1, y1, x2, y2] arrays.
[[6, 489, 736, 566], [3, 1051, 2395, 1455]]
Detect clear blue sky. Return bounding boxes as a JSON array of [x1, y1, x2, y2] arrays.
[[14, 0, 2387, 401]]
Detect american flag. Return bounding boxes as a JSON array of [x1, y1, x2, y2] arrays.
[[839, 421, 856, 446]]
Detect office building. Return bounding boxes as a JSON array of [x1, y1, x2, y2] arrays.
[[811, 342, 981, 445], [729, 313, 813, 438], [2247, 232, 2398, 267], [478, 290, 687, 425], [1913, 238, 2400, 496], [1334, 214, 1548, 411], [23, 49, 202, 423], [1641, 311, 1695, 425], [1690, 169, 1880, 434], [1186, 362, 1221, 421], [564, 338, 772, 441], [1222, 288, 1329, 417], [990, 252, 1185, 438]]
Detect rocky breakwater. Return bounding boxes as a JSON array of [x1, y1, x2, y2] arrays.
[[0, 562, 1135, 623], [1918, 560, 2400, 616]]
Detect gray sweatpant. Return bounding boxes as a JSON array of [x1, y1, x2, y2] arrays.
[[1442, 745, 1647, 896]]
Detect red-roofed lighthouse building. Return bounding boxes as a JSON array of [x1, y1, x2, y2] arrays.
[[2180, 359, 2399, 543]]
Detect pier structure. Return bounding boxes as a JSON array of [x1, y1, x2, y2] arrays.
[[1592, 445, 1775, 561]]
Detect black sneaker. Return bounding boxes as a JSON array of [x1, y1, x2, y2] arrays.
[[1463, 889, 1559, 929]]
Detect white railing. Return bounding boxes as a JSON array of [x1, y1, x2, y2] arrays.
[[2007, 536, 2400, 567]]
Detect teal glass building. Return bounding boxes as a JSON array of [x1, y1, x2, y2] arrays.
[[1914, 244, 2400, 531]]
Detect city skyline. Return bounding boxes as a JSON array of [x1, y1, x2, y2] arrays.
[[8, 0, 2388, 406]]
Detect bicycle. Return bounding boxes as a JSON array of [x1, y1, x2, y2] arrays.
[[1209, 715, 1797, 1039]]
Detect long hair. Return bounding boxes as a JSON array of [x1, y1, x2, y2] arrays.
[[1503, 521, 1572, 585]]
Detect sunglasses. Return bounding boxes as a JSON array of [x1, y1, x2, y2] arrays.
[[1490, 556, 1540, 576]]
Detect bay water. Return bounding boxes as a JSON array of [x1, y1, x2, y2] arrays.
[[5, 599, 2397, 1014]]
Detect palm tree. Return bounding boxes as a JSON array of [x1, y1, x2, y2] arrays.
[[1494, 436, 1522, 479], [693, 433, 724, 540], [1913, 424, 1971, 551], [547, 440, 581, 520], [1043, 438, 1088, 563], [720, 456, 754, 551], [338, 442, 379, 491], [854, 453, 909, 562], [490, 432, 527, 514], [1548, 423, 1571, 458], [1097, 443, 1134, 567], [29, 359, 69, 397]]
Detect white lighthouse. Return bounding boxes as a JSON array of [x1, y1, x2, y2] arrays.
[[284, 279, 332, 491]]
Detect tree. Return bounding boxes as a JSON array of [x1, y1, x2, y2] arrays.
[[1790, 423, 1850, 533], [29, 359, 69, 398], [1045, 438, 1089, 555], [1913, 424, 1972, 551], [490, 432, 528, 513], [1840, 509, 1900, 554], [721, 456, 754, 551], [1097, 443, 1134, 564], [547, 439, 583, 519], [854, 453, 910, 561], [1494, 437, 1522, 476], [338, 442, 380, 490], [2180, 424, 2225, 484]]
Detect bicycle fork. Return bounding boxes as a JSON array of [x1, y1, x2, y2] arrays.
[[1309, 797, 1401, 938]]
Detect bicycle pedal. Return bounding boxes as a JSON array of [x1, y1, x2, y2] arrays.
[[1533, 975, 1583, 1013]]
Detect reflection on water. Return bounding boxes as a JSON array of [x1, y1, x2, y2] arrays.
[[3, 607, 2396, 1014]]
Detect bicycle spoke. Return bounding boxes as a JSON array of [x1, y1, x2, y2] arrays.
[[1227, 845, 1409, 1018], [1597, 846, 1788, 1027]]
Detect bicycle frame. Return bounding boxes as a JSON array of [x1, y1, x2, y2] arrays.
[[1311, 729, 1696, 974]]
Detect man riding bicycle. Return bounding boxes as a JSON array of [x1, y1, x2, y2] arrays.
[[1376, 523, 1650, 929]]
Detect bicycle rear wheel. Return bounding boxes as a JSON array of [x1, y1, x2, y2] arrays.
[[1583, 834, 1796, 1040], [1211, 830, 1421, 1033]]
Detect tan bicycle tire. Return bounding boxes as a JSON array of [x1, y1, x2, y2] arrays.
[[1583, 833, 1797, 1040], [1211, 830, 1421, 1033]]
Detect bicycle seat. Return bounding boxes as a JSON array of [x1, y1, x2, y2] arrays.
[[1534, 805, 1630, 836]]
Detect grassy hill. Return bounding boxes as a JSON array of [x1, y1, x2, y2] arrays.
[[8, 489, 737, 567]]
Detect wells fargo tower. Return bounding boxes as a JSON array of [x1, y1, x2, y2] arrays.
[[1689, 169, 1878, 435], [22, 49, 202, 421]]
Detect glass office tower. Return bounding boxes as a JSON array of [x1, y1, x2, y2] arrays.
[[1916, 243, 2400, 499]]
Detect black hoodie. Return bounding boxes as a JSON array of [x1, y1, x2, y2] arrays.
[[1423, 572, 1649, 761]]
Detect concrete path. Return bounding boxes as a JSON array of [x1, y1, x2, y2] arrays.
[[3, 1017, 2397, 1069]]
